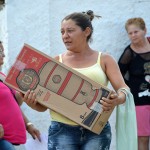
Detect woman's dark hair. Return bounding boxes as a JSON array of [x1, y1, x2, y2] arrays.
[[62, 10, 101, 42]]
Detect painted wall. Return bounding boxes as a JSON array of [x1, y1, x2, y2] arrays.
[[2, 0, 150, 73], [0, 0, 150, 149]]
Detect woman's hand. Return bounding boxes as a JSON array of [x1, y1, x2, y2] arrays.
[[23, 90, 37, 108], [21, 90, 47, 112], [100, 91, 126, 111], [26, 123, 41, 142], [0, 124, 4, 138]]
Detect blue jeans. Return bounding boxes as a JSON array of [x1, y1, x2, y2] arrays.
[[48, 121, 111, 150], [0, 139, 16, 150]]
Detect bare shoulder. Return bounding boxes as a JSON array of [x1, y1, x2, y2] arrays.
[[101, 52, 116, 65], [101, 52, 115, 60]]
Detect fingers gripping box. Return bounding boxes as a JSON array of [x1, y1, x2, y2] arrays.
[[4, 44, 114, 134]]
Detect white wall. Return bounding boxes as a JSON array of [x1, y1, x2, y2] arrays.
[[0, 3, 7, 70], [2, 0, 150, 73], [1, 0, 150, 149], [49, 0, 150, 58]]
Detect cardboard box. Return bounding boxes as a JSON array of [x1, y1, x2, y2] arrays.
[[4, 44, 114, 134]]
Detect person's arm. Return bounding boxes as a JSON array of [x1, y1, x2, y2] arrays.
[[15, 92, 42, 141], [15, 91, 23, 105], [21, 110, 41, 141], [100, 53, 129, 111], [0, 124, 4, 139], [103, 53, 128, 91], [118, 47, 133, 84]]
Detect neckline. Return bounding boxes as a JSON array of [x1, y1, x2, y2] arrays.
[[129, 45, 150, 55], [73, 63, 98, 70], [129, 37, 150, 54]]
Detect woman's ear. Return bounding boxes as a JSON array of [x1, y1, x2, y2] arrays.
[[84, 27, 91, 37]]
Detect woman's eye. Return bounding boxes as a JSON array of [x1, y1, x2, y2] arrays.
[[61, 29, 74, 35], [134, 31, 138, 34], [61, 31, 64, 35], [68, 30, 74, 33]]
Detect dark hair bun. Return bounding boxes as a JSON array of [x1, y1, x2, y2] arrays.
[[83, 10, 101, 21], [86, 10, 94, 21]]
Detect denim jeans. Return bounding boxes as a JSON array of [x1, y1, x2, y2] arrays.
[[0, 139, 16, 150], [48, 121, 111, 150]]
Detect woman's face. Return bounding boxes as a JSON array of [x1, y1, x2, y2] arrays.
[[0, 43, 5, 66], [127, 24, 146, 44], [61, 19, 89, 52]]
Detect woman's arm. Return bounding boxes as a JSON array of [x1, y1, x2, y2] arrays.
[[102, 53, 128, 91], [100, 53, 129, 110], [118, 47, 133, 83], [15, 92, 42, 141], [21, 111, 41, 141], [15, 91, 23, 105]]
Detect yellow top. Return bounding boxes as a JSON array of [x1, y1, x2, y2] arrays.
[[50, 52, 108, 125]]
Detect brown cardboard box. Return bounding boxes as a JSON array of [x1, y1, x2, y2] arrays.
[[4, 44, 114, 134]]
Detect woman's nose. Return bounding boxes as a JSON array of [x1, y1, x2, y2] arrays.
[[63, 31, 69, 39]]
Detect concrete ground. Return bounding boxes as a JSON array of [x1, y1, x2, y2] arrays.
[[15, 103, 117, 150]]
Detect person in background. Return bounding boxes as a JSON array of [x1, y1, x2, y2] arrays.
[[23, 10, 137, 150], [0, 41, 41, 150], [118, 17, 150, 150]]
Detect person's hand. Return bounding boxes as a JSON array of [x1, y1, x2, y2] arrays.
[[21, 90, 47, 112], [26, 123, 41, 142], [23, 90, 37, 108], [100, 91, 126, 111], [0, 124, 4, 138]]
